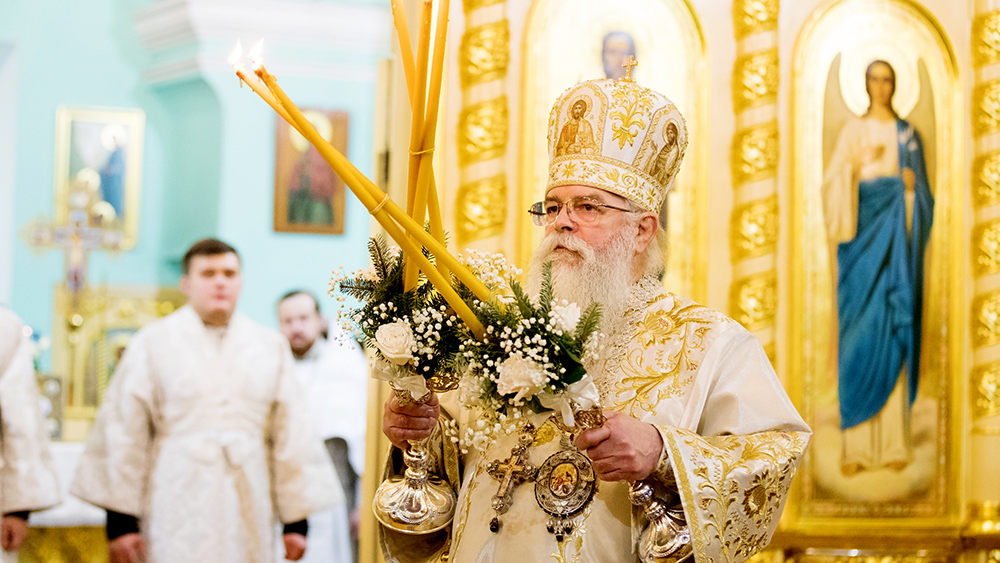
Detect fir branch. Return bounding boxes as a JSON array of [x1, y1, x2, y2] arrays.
[[538, 262, 554, 316], [368, 235, 393, 281], [575, 302, 602, 343]]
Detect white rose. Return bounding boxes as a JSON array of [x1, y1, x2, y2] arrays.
[[375, 320, 415, 365], [496, 354, 546, 403], [551, 302, 581, 333], [360, 266, 379, 282]]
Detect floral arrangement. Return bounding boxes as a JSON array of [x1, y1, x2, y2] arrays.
[[332, 238, 604, 452], [332, 236, 464, 401]]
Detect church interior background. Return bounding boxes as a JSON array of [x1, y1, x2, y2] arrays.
[[0, 0, 996, 561]]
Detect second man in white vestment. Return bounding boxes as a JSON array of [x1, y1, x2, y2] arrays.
[[278, 289, 369, 562]]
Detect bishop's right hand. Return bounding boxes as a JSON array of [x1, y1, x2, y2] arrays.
[[109, 533, 146, 563], [382, 392, 440, 450]]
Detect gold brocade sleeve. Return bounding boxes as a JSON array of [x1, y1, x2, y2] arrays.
[[662, 428, 809, 563]]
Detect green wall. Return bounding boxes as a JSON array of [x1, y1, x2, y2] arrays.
[[0, 0, 388, 370]]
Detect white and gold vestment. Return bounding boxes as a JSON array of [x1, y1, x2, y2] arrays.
[[0, 308, 60, 518], [380, 279, 810, 563]]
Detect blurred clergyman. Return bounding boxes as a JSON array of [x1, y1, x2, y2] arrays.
[[278, 290, 369, 563], [72, 239, 341, 563], [0, 308, 60, 562]]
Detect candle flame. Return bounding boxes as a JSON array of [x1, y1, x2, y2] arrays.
[[227, 39, 243, 67], [249, 39, 265, 69]]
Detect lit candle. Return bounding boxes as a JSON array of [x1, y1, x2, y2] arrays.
[[232, 41, 491, 304], [248, 54, 488, 336], [230, 40, 297, 125]]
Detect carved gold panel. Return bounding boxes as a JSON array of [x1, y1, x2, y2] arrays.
[[733, 0, 779, 39], [974, 151, 1000, 207], [457, 97, 509, 166], [785, 549, 954, 563], [728, 271, 777, 332], [730, 195, 779, 261], [975, 80, 1000, 137], [52, 284, 185, 441], [463, 0, 504, 12], [518, 0, 707, 302], [733, 49, 779, 114], [974, 219, 1000, 277], [731, 122, 779, 186], [459, 21, 511, 89], [456, 174, 508, 244], [974, 12, 1000, 68], [973, 290, 1000, 349], [972, 360, 1000, 421], [788, 0, 962, 527]]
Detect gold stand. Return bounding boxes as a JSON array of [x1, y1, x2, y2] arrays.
[[372, 386, 457, 535]]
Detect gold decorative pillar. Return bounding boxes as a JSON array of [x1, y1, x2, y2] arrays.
[[729, 0, 780, 361], [455, 0, 510, 246], [969, 0, 1000, 545]]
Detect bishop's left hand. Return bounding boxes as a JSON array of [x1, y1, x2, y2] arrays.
[[575, 411, 663, 482], [282, 533, 307, 561]]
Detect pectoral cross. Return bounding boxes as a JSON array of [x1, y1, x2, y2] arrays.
[[622, 55, 639, 82], [486, 422, 537, 532]]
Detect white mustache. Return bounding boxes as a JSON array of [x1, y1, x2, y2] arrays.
[[536, 232, 595, 262]]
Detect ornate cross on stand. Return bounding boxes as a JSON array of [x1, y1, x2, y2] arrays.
[[486, 422, 538, 533], [22, 178, 126, 427], [23, 179, 125, 315]]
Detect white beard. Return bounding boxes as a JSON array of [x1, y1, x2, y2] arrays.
[[526, 230, 637, 333]]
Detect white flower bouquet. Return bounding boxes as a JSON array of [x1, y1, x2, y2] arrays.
[[333, 239, 603, 450], [453, 262, 603, 450], [333, 236, 464, 401]]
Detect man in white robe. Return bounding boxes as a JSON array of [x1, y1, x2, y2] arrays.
[[379, 76, 811, 562], [0, 308, 60, 562], [278, 289, 369, 563], [72, 239, 341, 563]]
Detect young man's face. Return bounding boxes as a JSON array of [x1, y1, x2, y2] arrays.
[[277, 293, 324, 356], [180, 253, 242, 326]]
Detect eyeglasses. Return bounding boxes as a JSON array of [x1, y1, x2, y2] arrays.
[[528, 196, 634, 226]]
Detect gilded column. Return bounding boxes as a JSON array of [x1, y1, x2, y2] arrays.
[[968, 0, 1000, 541], [729, 0, 780, 362], [455, 0, 509, 245]]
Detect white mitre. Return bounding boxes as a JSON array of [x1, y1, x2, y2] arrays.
[[546, 73, 688, 212]]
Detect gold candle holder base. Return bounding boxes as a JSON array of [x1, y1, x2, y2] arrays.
[[629, 481, 693, 563], [373, 383, 458, 535], [373, 438, 457, 534]]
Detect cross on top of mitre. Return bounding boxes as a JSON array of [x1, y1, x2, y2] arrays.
[[621, 56, 638, 82]]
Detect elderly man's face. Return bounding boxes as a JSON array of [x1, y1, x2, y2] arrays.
[[543, 184, 634, 262]]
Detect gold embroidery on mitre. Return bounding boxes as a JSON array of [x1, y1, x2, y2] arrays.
[[545, 79, 686, 213]]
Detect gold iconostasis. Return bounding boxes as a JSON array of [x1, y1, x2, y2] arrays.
[[360, 0, 992, 562]]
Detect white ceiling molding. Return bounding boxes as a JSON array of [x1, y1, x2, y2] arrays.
[[135, 0, 392, 57], [143, 52, 380, 85]]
